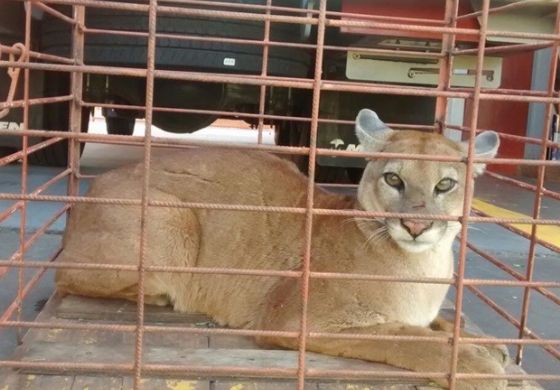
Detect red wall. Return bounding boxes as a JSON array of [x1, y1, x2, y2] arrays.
[[340, 0, 478, 42], [465, 51, 534, 175]]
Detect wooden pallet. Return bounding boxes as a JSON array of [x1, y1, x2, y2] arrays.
[[0, 294, 541, 390]]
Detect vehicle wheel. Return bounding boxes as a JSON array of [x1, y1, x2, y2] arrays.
[[40, 0, 312, 78], [28, 72, 90, 167], [106, 116, 135, 136], [315, 166, 354, 184], [276, 120, 359, 184], [346, 167, 363, 184]]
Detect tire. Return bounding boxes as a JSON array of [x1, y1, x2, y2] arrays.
[[106, 117, 135, 136], [346, 167, 363, 184], [28, 72, 90, 167], [276, 119, 361, 184], [40, 1, 312, 77]]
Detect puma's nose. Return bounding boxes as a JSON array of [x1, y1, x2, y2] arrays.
[[400, 219, 433, 238]]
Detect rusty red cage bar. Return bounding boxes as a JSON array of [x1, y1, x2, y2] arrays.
[[13, 0, 32, 344], [8, 59, 560, 105], [2, 120, 556, 151], [9, 0, 560, 44], [130, 0, 159, 385], [3, 127, 560, 171], [433, 0, 460, 134], [295, 0, 327, 386], [448, 0, 491, 386], [0, 1, 558, 388], [516, 1, 560, 365], [257, 0, 272, 144]]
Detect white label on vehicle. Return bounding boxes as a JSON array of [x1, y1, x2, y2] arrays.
[[329, 138, 363, 152], [223, 58, 236, 67], [0, 121, 24, 130]]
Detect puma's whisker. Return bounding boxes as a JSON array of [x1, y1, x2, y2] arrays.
[[363, 225, 388, 250]]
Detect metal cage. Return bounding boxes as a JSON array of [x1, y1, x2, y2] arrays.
[[0, 0, 559, 389]]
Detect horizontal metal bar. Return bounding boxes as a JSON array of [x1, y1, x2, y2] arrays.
[[0, 360, 133, 373], [455, 41, 554, 55], [24, 0, 560, 43], [3, 127, 560, 167], [0, 360, 431, 380], [453, 373, 560, 381], [453, 86, 556, 99], [1, 99, 552, 150], [0, 94, 73, 111], [0, 127, 461, 161], [149, 0, 321, 15], [327, 18, 560, 43], [4, 318, 560, 349], [20, 0, 319, 26], [0, 190, 559, 225], [326, 9, 446, 26], [446, 123, 560, 149], [84, 27, 315, 51], [0, 319, 298, 340], [1, 358, 559, 381], [1, 258, 559, 288], [0, 44, 75, 65], [5, 60, 560, 105], [82, 100, 436, 131], [84, 26, 444, 60], [2, 0, 556, 56]]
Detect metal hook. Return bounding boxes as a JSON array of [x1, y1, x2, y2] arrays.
[[0, 42, 27, 119]]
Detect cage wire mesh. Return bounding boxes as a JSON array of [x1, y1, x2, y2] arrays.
[[0, 0, 559, 389]]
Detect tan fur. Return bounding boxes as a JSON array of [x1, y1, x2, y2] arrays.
[[56, 111, 506, 389]]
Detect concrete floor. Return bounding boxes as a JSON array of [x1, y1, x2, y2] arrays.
[[0, 124, 559, 387]]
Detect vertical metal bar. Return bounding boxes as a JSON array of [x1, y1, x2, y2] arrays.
[[16, 0, 32, 343], [68, 4, 86, 197], [133, 0, 158, 387], [257, 0, 272, 144], [297, 1, 326, 389], [434, 0, 459, 133], [515, 0, 560, 365], [448, 0, 490, 388]]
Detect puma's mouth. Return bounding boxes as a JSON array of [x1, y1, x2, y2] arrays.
[[386, 219, 444, 253], [393, 238, 435, 253]]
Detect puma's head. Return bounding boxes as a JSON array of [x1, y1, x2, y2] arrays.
[[355, 109, 500, 253]]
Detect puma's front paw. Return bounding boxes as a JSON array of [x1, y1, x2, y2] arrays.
[[455, 344, 508, 390]]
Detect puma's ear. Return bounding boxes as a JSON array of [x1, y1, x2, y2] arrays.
[[461, 131, 500, 177], [355, 109, 393, 152]]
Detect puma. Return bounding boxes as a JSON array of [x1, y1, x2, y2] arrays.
[[56, 109, 507, 389]]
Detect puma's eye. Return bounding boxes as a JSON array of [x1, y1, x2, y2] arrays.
[[435, 178, 456, 193], [384, 172, 404, 190]]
